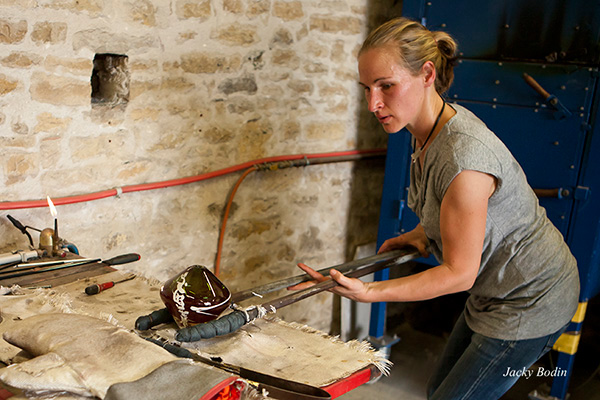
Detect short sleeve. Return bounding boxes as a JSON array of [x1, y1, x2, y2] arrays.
[[433, 135, 502, 201]]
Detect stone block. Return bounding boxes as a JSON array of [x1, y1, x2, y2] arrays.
[[175, 0, 211, 20], [305, 40, 328, 58], [246, 0, 269, 18], [327, 100, 349, 114], [309, 15, 361, 34], [287, 79, 313, 94], [0, 19, 27, 44], [0, 0, 36, 7], [44, 0, 104, 16], [281, 120, 300, 140], [148, 132, 186, 151], [11, 121, 28, 135], [203, 126, 235, 144], [73, 29, 159, 54], [0, 74, 18, 95], [44, 56, 92, 75], [117, 162, 150, 181], [129, 0, 157, 26], [230, 217, 278, 240], [129, 107, 161, 121], [238, 118, 273, 159], [306, 120, 346, 140], [256, 95, 279, 111], [211, 24, 259, 46], [273, 0, 304, 21], [161, 77, 195, 91], [70, 133, 127, 161], [4, 153, 39, 185], [223, 0, 243, 14], [1, 52, 42, 68], [31, 21, 67, 44], [180, 52, 241, 74], [271, 28, 293, 47], [299, 225, 324, 252], [226, 97, 255, 114], [270, 49, 300, 69], [30, 72, 90, 106], [318, 83, 349, 97], [129, 80, 160, 99], [34, 112, 72, 134], [303, 61, 328, 74], [0, 136, 31, 148], [129, 59, 159, 71], [331, 40, 346, 62], [177, 31, 197, 43], [218, 75, 257, 95]]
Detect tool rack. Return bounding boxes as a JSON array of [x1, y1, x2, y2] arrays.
[[371, 1, 600, 398]]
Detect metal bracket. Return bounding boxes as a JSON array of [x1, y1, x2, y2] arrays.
[[574, 186, 591, 201]]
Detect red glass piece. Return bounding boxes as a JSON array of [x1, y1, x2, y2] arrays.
[[160, 265, 231, 328]]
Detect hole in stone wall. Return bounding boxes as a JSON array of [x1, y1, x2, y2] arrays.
[[91, 53, 130, 106]]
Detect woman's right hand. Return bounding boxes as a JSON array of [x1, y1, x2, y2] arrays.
[[378, 224, 430, 257]]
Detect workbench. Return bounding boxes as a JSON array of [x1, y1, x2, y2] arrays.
[[0, 258, 384, 399]]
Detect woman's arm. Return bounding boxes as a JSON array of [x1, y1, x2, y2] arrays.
[[362, 170, 495, 302], [291, 170, 496, 303]]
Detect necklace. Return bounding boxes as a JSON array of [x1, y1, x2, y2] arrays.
[[411, 100, 446, 164]]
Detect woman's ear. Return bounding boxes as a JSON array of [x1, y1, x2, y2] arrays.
[[421, 61, 436, 88]]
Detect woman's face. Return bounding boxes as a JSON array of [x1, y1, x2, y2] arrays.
[[358, 47, 426, 134]]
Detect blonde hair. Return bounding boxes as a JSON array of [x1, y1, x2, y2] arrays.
[[359, 17, 458, 95]]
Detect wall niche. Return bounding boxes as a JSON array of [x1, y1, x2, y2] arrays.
[[91, 53, 130, 107]]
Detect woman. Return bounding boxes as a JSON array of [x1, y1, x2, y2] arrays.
[[292, 17, 580, 400]]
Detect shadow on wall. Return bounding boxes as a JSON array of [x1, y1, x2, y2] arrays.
[[335, 1, 403, 334], [343, 0, 403, 261]]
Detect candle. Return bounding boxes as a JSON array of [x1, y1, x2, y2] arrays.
[[47, 196, 59, 254]]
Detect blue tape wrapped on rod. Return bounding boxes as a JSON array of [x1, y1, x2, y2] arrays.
[[176, 310, 248, 341]]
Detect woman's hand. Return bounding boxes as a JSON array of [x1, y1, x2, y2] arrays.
[[287, 263, 371, 302], [378, 224, 430, 257]]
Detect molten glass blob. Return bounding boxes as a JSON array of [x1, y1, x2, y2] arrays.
[[160, 265, 231, 328]]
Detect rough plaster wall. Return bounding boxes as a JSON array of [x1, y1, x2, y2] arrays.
[[0, 0, 392, 332]]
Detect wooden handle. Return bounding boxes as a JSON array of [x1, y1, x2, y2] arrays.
[[523, 73, 550, 99]]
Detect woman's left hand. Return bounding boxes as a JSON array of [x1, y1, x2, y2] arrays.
[[287, 263, 371, 302]]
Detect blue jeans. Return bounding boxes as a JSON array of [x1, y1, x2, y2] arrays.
[[427, 311, 567, 400]]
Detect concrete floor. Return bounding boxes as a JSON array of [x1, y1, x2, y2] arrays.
[[338, 296, 600, 400], [339, 322, 443, 400]]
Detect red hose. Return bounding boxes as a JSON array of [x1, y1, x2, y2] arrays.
[[0, 149, 385, 210], [214, 166, 258, 277]]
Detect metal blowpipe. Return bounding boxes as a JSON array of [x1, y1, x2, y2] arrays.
[[175, 247, 421, 342]]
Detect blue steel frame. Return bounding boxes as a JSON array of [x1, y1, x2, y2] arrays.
[[370, 1, 600, 398]]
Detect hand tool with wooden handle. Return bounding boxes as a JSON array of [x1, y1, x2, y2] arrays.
[[523, 73, 572, 120], [85, 274, 136, 295]]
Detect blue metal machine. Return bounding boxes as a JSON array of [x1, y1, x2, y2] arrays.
[[371, 1, 600, 398]]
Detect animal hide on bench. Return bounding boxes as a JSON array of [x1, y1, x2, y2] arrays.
[[0, 313, 177, 398]]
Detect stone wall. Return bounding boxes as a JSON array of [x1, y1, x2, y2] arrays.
[[0, 0, 392, 332]]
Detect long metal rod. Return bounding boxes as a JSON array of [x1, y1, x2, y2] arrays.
[[0, 259, 98, 277], [143, 249, 421, 341], [0, 253, 140, 281], [145, 336, 331, 399], [230, 248, 415, 303], [0, 260, 99, 280], [245, 248, 420, 320]]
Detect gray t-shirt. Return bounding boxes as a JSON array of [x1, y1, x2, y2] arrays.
[[407, 104, 580, 340]]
